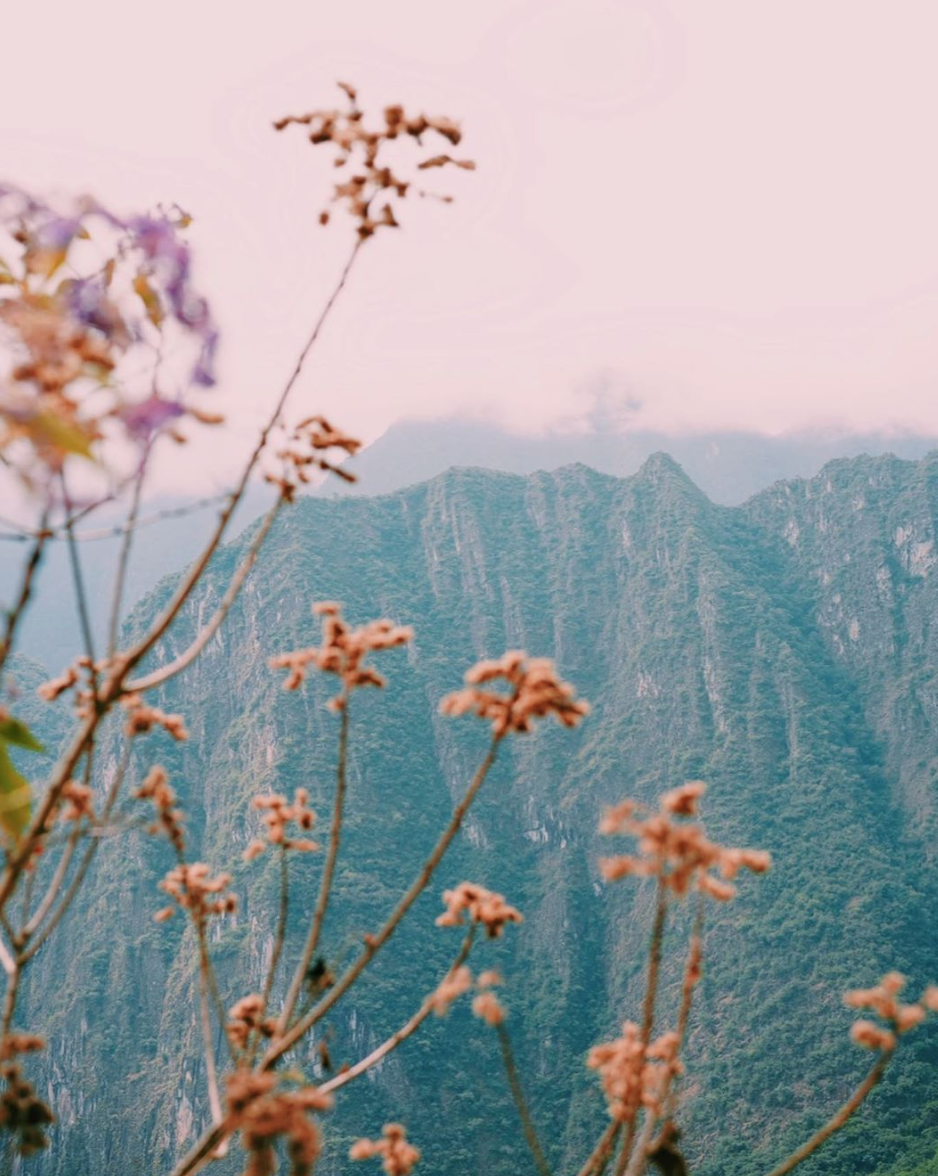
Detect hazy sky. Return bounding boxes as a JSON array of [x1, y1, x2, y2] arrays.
[[4, 0, 938, 491]]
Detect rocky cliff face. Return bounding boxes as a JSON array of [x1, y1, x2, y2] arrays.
[[20, 453, 938, 1176]]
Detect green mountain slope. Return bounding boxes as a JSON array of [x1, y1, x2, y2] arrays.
[[19, 454, 938, 1176]]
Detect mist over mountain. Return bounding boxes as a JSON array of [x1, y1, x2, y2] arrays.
[[18, 450, 938, 1176]]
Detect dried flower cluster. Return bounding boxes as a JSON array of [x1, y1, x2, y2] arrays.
[[135, 765, 185, 854], [266, 414, 361, 500], [274, 82, 474, 240], [436, 881, 523, 939], [59, 779, 94, 823], [440, 652, 590, 737], [154, 863, 236, 924], [226, 994, 276, 1052], [225, 1072, 332, 1176], [121, 693, 189, 741], [0, 1061, 52, 1157], [244, 788, 319, 860], [845, 972, 931, 1051], [350, 1122, 421, 1175], [598, 782, 771, 900], [0, 183, 219, 488], [431, 966, 502, 1018], [270, 602, 412, 706], [587, 1022, 681, 1122]]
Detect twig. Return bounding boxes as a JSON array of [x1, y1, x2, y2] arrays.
[[277, 700, 349, 1035], [761, 1052, 893, 1176], [125, 495, 282, 692], [106, 450, 149, 659], [614, 882, 668, 1176], [497, 1022, 553, 1176], [251, 845, 290, 1065], [196, 923, 224, 1130], [319, 927, 475, 1095], [0, 509, 50, 686], [577, 1121, 622, 1176], [20, 740, 132, 963], [263, 738, 499, 1068]]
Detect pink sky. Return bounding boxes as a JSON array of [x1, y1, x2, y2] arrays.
[[3, 0, 938, 491]]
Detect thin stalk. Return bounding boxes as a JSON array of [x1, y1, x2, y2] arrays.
[[576, 1122, 622, 1176], [614, 882, 668, 1176], [20, 739, 132, 963], [249, 845, 290, 1066], [263, 738, 499, 1068], [319, 927, 475, 1096], [0, 509, 50, 686], [762, 1052, 893, 1176], [60, 475, 99, 694], [497, 1023, 553, 1176], [125, 496, 282, 692], [196, 923, 224, 1129], [278, 701, 349, 1035], [106, 450, 149, 659]]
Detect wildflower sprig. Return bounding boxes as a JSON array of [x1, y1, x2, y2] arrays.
[[274, 82, 475, 241], [270, 601, 413, 707], [440, 651, 590, 737], [598, 781, 771, 900], [0, 183, 220, 488], [350, 1122, 421, 1175]]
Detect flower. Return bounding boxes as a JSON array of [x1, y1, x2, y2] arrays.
[[440, 651, 589, 737], [844, 972, 930, 1049], [225, 1072, 332, 1176], [350, 1123, 420, 1175], [587, 1023, 681, 1122], [471, 991, 506, 1026], [436, 882, 522, 938], [598, 782, 770, 900], [270, 602, 412, 705], [274, 83, 474, 241], [156, 862, 236, 923], [246, 788, 319, 857]]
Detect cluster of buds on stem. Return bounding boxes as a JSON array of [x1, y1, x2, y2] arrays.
[[845, 971, 936, 1051], [244, 788, 319, 859], [0, 1034, 51, 1156], [430, 966, 503, 1019], [440, 651, 589, 737], [270, 602, 412, 708], [274, 82, 474, 240], [587, 1023, 681, 1123], [266, 414, 361, 501], [226, 994, 276, 1053], [598, 782, 770, 900], [154, 862, 235, 924], [121, 693, 189, 741], [225, 1071, 332, 1176], [134, 765, 185, 854], [436, 882, 522, 939], [350, 1122, 421, 1175]]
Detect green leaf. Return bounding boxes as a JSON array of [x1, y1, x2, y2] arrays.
[[28, 412, 96, 460], [0, 716, 43, 754], [0, 744, 32, 840]]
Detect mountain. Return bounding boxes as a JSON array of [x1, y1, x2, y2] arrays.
[[330, 418, 938, 505], [6, 419, 938, 674], [16, 453, 938, 1176]]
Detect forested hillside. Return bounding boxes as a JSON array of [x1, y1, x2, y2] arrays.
[[17, 452, 938, 1176]]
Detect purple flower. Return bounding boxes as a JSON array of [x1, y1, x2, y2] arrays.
[[120, 395, 185, 439], [192, 328, 219, 388]]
